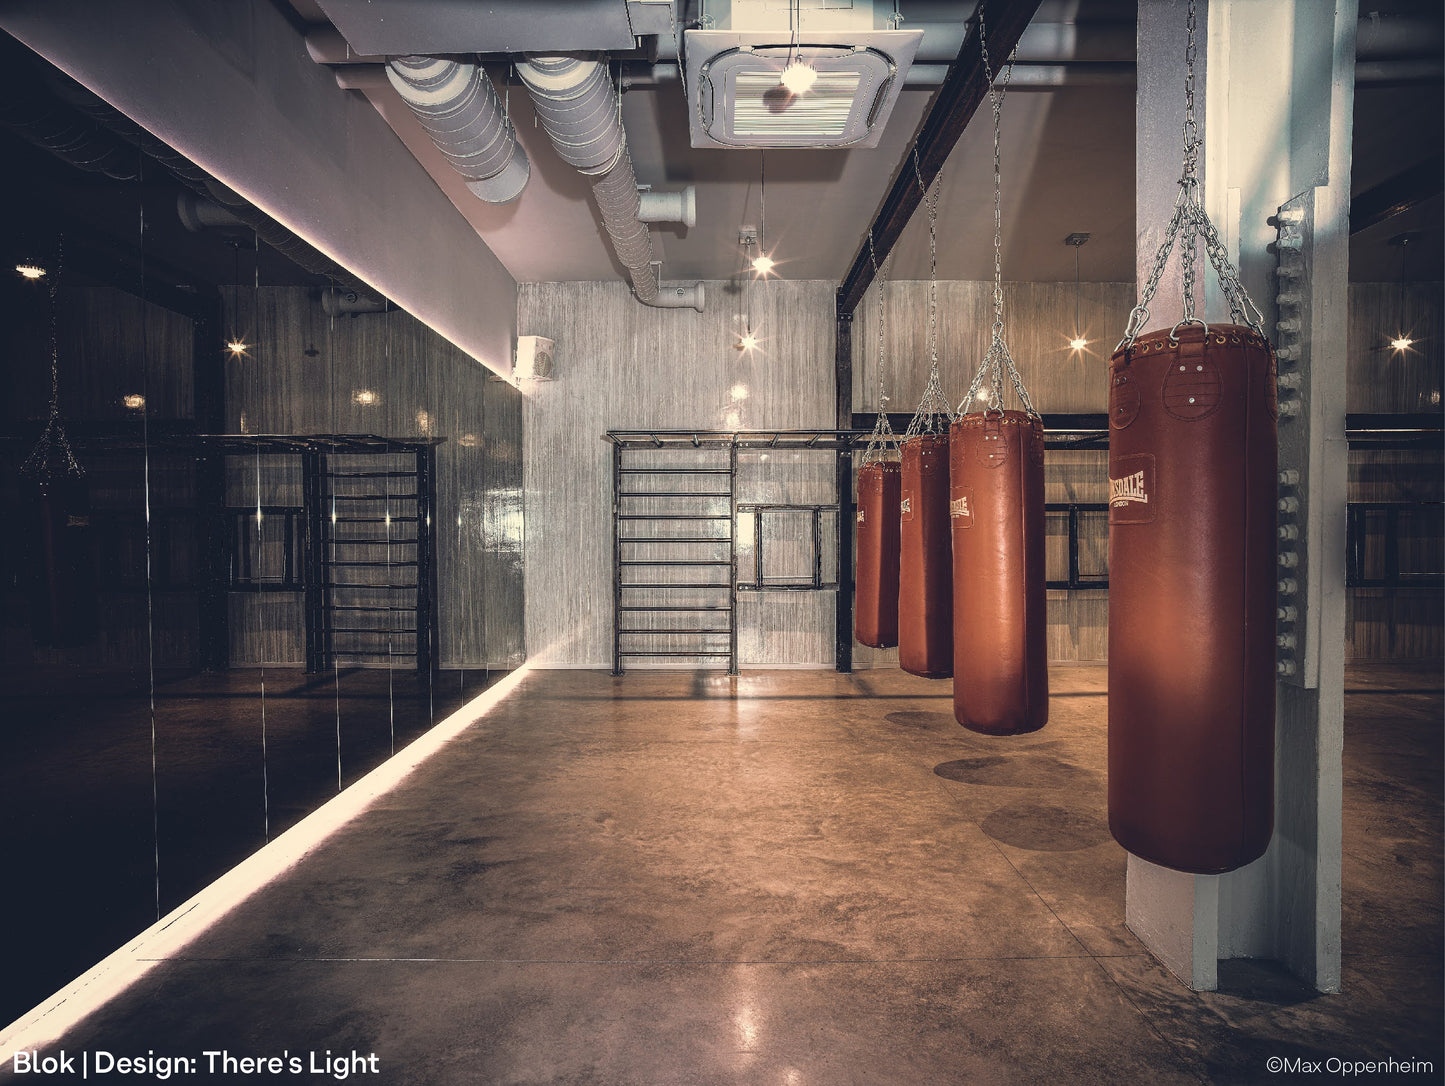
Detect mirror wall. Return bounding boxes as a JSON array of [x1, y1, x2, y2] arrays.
[[0, 41, 523, 1025]]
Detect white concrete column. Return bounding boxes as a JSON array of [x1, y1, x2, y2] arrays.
[[1128, 0, 1356, 992]]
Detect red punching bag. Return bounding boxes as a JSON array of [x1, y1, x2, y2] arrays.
[[950, 410, 1048, 734], [22, 470, 97, 647], [855, 459, 902, 648], [1107, 323, 1278, 874], [898, 433, 952, 677]]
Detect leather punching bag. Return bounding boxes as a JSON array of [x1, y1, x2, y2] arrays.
[[1107, 323, 1277, 875], [898, 434, 952, 677], [949, 411, 1048, 734], [23, 473, 97, 647], [855, 460, 902, 648]]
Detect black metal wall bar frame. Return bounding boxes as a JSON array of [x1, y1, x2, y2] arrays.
[[1345, 500, 1445, 589], [609, 424, 1440, 675], [737, 504, 840, 591]]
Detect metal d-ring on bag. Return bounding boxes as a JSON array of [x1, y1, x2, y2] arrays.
[[1106, 0, 1279, 876], [947, 10, 1048, 736]]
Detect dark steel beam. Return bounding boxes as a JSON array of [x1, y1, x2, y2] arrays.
[[1349, 156, 1444, 235], [836, 0, 1044, 318]]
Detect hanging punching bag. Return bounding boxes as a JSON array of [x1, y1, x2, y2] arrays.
[[855, 460, 902, 648], [22, 472, 97, 647], [898, 434, 952, 677], [1107, 323, 1277, 874], [949, 411, 1048, 734]]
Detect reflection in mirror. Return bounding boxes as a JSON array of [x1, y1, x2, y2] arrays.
[[0, 40, 523, 1026]]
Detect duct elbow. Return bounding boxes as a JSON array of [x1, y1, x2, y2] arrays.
[[642, 282, 706, 312], [637, 185, 697, 228]]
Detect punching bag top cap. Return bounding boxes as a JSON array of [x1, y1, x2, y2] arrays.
[[1112, 323, 1271, 364]]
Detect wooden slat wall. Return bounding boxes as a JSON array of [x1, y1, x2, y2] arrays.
[[519, 280, 836, 668], [223, 286, 523, 669], [1347, 282, 1443, 413], [851, 280, 1136, 414]]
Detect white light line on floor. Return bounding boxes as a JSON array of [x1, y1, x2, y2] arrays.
[[0, 664, 532, 1061]]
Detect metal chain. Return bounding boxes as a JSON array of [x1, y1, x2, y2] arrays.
[[1117, 0, 1267, 351], [960, 8, 1036, 419], [20, 235, 83, 481], [905, 154, 953, 437], [862, 231, 898, 465]]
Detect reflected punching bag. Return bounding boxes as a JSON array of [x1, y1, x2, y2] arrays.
[[949, 411, 1048, 734], [855, 460, 902, 648], [1107, 323, 1277, 874], [22, 471, 97, 647], [898, 434, 952, 677]]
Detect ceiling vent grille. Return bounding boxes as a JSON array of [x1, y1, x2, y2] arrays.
[[685, 31, 923, 148]]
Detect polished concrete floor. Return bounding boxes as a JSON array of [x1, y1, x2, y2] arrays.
[[0, 666, 499, 1025], [4, 664, 1441, 1084]]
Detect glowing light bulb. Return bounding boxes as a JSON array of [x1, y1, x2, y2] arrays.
[[752, 254, 775, 274], [122, 393, 146, 410], [780, 61, 817, 94], [1390, 335, 1414, 352], [1070, 336, 1088, 351], [226, 339, 249, 357], [16, 263, 45, 280], [739, 332, 758, 351]]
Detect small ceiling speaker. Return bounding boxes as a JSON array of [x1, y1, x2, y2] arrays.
[[515, 335, 556, 381]]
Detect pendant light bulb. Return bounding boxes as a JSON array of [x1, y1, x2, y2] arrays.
[[752, 253, 775, 274], [1390, 335, 1413, 352], [781, 61, 817, 94], [1069, 336, 1088, 351], [739, 331, 758, 352]]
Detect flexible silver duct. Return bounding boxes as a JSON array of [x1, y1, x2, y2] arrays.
[[516, 54, 704, 311], [385, 55, 529, 204]]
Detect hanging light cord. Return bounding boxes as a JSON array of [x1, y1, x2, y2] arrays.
[[961, 9, 1036, 418], [1074, 242, 1082, 337]]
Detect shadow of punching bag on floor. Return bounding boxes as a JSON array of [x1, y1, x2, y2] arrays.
[[949, 411, 1048, 733]]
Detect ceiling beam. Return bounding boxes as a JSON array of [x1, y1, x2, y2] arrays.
[[1349, 155, 1445, 235], [836, 0, 1044, 317]]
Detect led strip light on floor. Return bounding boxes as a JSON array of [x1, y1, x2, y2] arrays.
[[0, 663, 532, 1060]]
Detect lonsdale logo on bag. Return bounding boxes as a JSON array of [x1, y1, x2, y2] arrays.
[[950, 495, 971, 518], [1110, 469, 1149, 506], [857, 508, 866, 524], [1108, 454, 1155, 525], [900, 497, 911, 515]]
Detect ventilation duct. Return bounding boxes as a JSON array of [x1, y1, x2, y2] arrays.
[[516, 54, 704, 310], [321, 287, 389, 317], [385, 55, 530, 204]]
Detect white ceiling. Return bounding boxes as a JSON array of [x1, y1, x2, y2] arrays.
[[287, 0, 1441, 288]]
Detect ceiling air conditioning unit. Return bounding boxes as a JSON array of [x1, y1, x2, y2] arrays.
[[685, 0, 923, 149]]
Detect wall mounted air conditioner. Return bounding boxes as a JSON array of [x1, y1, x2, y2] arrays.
[[515, 335, 556, 381]]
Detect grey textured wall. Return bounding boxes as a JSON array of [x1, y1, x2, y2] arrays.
[[519, 279, 836, 668]]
